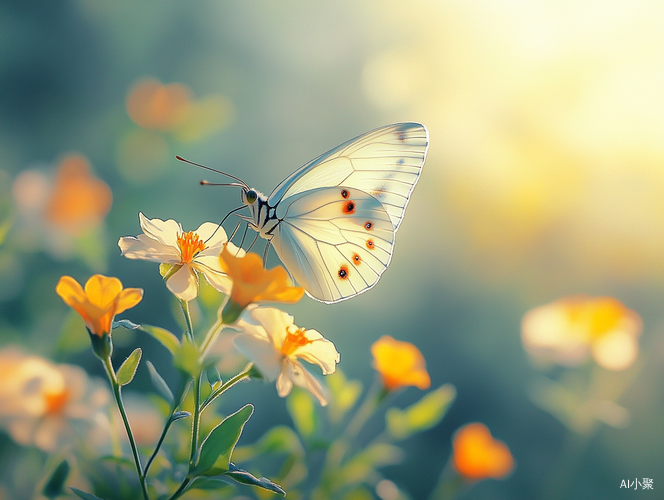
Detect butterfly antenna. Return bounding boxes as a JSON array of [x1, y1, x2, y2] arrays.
[[176, 155, 249, 189], [204, 205, 246, 245], [200, 180, 246, 188]]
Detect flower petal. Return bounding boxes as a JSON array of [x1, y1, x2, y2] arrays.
[[249, 307, 294, 346], [234, 333, 282, 381], [138, 212, 182, 248], [84, 275, 123, 309], [166, 265, 198, 301], [119, 234, 180, 262], [55, 276, 87, 309], [286, 359, 329, 406], [276, 360, 295, 397], [116, 287, 144, 315], [293, 332, 340, 375]]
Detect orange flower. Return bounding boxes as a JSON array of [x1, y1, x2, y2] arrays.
[[522, 295, 642, 370], [55, 275, 143, 337], [371, 335, 431, 391], [126, 78, 191, 130], [452, 423, 514, 481], [45, 154, 112, 235], [218, 246, 304, 323]]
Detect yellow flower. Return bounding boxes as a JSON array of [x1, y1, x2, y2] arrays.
[[218, 246, 304, 322], [233, 307, 340, 405], [371, 336, 431, 391], [521, 295, 642, 371], [119, 213, 243, 301], [452, 423, 514, 481], [55, 274, 143, 337]]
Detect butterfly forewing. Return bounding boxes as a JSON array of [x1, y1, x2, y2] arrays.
[[268, 122, 428, 231], [272, 187, 394, 303]]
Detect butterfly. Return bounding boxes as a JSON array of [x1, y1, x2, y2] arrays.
[[182, 122, 429, 304]]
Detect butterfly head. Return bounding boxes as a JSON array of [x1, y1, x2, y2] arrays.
[[242, 188, 259, 205]]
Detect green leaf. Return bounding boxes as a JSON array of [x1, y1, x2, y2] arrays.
[[386, 384, 456, 440], [191, 404, 254, 477], [99, 456, 135, 468], [116, 348, 142, 386], [256, 426, 305, 456], [112, 319, 141, 330], [338, 444, 403, 488], [224, 462, 286, 496], [43, 459, 70, 499], [172, 410, 192, 422], [206, 365, 222, 389], [140, 324, 181, 355], [287, 388, 317, 438], [327, 369, 362, 423], [146, 361, 174, 404], [174, 337, 201, 377], [189, 477, 234, 492], [70, 488, 105, 500]]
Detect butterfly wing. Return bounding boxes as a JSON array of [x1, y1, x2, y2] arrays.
[[268, 122, 428, 232], [271, 187, 395, 303]]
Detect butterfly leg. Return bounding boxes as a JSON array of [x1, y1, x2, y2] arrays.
[[262, 240, 272, 266], [245, 232, 260, 253]]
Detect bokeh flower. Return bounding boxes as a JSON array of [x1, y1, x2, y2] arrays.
[[119, 213, 242, 301], [218, 246, 304, 323], [0, 348, 110, 452], [55, 274, 143, 338], [452, 423, 514, 481], [521, 296, 642, 371], [233, 307, 340, 405], [126, 78, 191, 130], [44, 154, 112, 236], [371, 336, 431, 391]]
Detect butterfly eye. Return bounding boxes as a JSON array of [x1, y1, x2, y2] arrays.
[[364, 221, 373, 230], [338, 265, 349, 280], [245, 190, 258, 204], [342, 201, 355, 214], [341, 189, 349, 199], [366, 239, 374, 250]]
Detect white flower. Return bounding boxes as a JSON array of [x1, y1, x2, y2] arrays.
[[0, 348, 110, 452], [233, 307, 340, 406], [118, 212, 243, 301]]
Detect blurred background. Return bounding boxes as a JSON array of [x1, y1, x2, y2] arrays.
[[1, 1, 663, 499]]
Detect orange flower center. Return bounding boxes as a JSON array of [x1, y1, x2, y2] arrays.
[[44, 388, 71, 415], [281, 326, 312, 356], [177, 231, 206, 263]]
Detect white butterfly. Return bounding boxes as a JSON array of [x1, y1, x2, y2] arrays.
[[188, 122, 429, 304]]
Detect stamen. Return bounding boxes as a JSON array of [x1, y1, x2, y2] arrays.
[[177, 231, 206, 263], [281, 326, 313, 356]]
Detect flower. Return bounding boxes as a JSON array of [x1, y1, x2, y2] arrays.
[[0, 348, 110, 452], [119, 213, 243, 301], [126, 78, 191, 130], [45, 154, 113, 236], [371, 336, 431, 391], [521, 295, 642, 371], [452, 423, 514, 481], [233, 307, 340, 405], [218, 246, 304, 323], [55, 274, 143, 337]]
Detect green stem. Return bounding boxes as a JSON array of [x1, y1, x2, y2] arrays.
[[539, 429, 591, 500], [199, 316, 225, 357], [167, 477, 191, 500], [200, 363, 253, 413], [143, 412, 175, 477], [180, 300, 194, 343], [428, 461, 467, 500], [102, 356, 150, 500], [190, 372, 203, 464]]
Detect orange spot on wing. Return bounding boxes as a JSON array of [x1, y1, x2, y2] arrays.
[[341, 189, 349, 199], [364, 221, 373, 230], [342, 200, 356, 214], [352, 253, 361, 265], [366, 239, 375, 250], [338, 265, 349, 280]]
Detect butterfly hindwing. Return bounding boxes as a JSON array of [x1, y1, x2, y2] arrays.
[[268, 122, 428, 232], [271, 186, 394, 303]]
